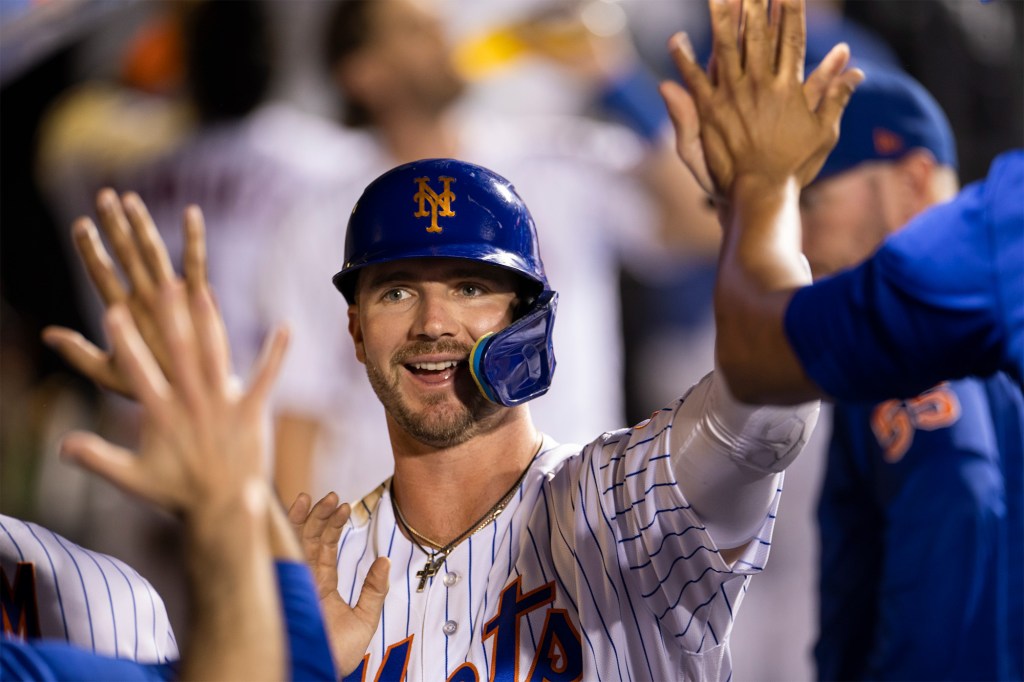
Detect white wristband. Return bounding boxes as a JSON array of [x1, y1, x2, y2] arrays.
[[700, 371, 819, 475]]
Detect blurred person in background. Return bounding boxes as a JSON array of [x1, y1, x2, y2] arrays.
[[843, 0, 1024, 184], [800, 65, 1024, 681], [262, 0, 722, 507]]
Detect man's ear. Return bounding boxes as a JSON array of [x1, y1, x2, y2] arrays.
[[348, 306, 366, 364], [893, 149, 937, 221]]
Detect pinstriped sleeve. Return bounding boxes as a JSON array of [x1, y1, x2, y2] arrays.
[[580, 388, 783, 654]]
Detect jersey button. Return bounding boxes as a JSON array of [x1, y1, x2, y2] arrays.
[[443, 620, 458, 636], [443, 571, 460, 587]]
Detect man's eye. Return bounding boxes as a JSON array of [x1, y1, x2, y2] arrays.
[[382, 289, 409, 302], [460, 284, 483, 296]]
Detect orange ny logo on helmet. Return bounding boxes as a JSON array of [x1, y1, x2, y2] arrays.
[[413, 176, 456, 233]]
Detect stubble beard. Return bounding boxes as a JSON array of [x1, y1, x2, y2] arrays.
[[364, 342, 492, 448]]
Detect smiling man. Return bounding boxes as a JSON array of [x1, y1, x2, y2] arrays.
[[292, 157, 821, 681]]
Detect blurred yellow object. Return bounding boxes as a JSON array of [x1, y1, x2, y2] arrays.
[[452, 24, 531, 80], [452, 1, 628, 81]]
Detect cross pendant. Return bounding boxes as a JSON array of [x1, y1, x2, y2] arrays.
[[415, 555, 444, 592]]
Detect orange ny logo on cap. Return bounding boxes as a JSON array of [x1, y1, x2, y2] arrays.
[[873, 128, 905, 156], [413, 176, 456, 233]]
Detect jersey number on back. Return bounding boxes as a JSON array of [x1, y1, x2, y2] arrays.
[[870, 383, 961, 462]]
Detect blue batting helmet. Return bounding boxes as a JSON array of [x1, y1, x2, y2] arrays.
[[333, 158, 548, 303], [334, 158, 557, 407]]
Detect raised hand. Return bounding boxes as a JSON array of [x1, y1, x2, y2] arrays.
[[659, 0, 864, 198], [288, 492, 390, 676], [58, 278, 288, 520], [42, 189, 219, 397]]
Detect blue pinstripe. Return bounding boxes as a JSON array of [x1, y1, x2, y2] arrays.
[[674, 591, 719, 639], [587, 455, 656, 681], [97, 556, 139, 660], [25, 524, 70, 642], [541, 484, 606, 682], [47, 529, 96, 651], [626, 526, 713, 569], [346, 526, 372, 604], [654, 564, 729, 618], [78, 546, 119, 657], [578, 477, 633, 682], [1, 521, 25, 560]]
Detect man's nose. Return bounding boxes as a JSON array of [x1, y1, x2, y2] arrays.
[[412, 292, 458, 340]]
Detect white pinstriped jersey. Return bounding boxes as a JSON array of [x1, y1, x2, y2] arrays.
[[0, 515, 178, 663], [336, 386, 783, 681]]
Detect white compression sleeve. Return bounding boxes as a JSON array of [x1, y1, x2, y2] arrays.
[[671, 371, 820, 549]]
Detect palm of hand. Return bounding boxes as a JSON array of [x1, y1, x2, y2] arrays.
[[290, 492, 391, 677]]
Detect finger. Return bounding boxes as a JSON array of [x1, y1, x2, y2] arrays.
[[317, 502, 349, 569], [190, 284, 232, 389], [659, 80, 717, 197], [776, 0, 806, 82], [155, 282, 207, 410], [300, 492, 342, 541], [816, 66, 864, 133], [73, 218, 128, 306], [95, 189, 156, 302], [667, 33, 713, 104], [106, 304, 171, 412], [182, 205, 209, 296], [804, 42, 850, 111], [245, 325, 290, 407], [287, 492, 313, 525], [42, 326, 129, 395], [708, 0, 742, 83], [121, 192, 175, 286], [742, 0, 772, 77], [60, 431, 161, 504], [351, 556, 391, 626]]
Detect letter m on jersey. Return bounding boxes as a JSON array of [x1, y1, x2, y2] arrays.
[[413, 176, 456, 233], [1, 562, 42, 639]]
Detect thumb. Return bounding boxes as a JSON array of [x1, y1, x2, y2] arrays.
[[351, 556, 390, 626]]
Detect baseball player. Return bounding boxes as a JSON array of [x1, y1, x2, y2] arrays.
[[796, 65, 1023, 680], [1, 514, 178, 663], [287, 157, 820, 681], [662, 0, 1023, 404], [265, 0, 722, 507]]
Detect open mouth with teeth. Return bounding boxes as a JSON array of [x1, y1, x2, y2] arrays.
[[406, 359, 464, 384]]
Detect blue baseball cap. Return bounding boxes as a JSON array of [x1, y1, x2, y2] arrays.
[[816, 65, 958, 183]]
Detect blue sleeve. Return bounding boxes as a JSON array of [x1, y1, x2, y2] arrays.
[[1, 638, 176, 682], [276, 560, 336, 681], [785, 151, 1024, 401]]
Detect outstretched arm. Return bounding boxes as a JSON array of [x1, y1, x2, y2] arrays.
[[659, 0, 863, 404], [62, 284, 290, 680], [45, 190, 390, 680], [52, 192, 290, 681]]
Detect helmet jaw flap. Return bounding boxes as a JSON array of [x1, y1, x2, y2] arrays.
[[470, 290, 557, 407]]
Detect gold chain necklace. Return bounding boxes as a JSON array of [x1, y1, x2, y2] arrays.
[[393, 437, 542, 592]]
